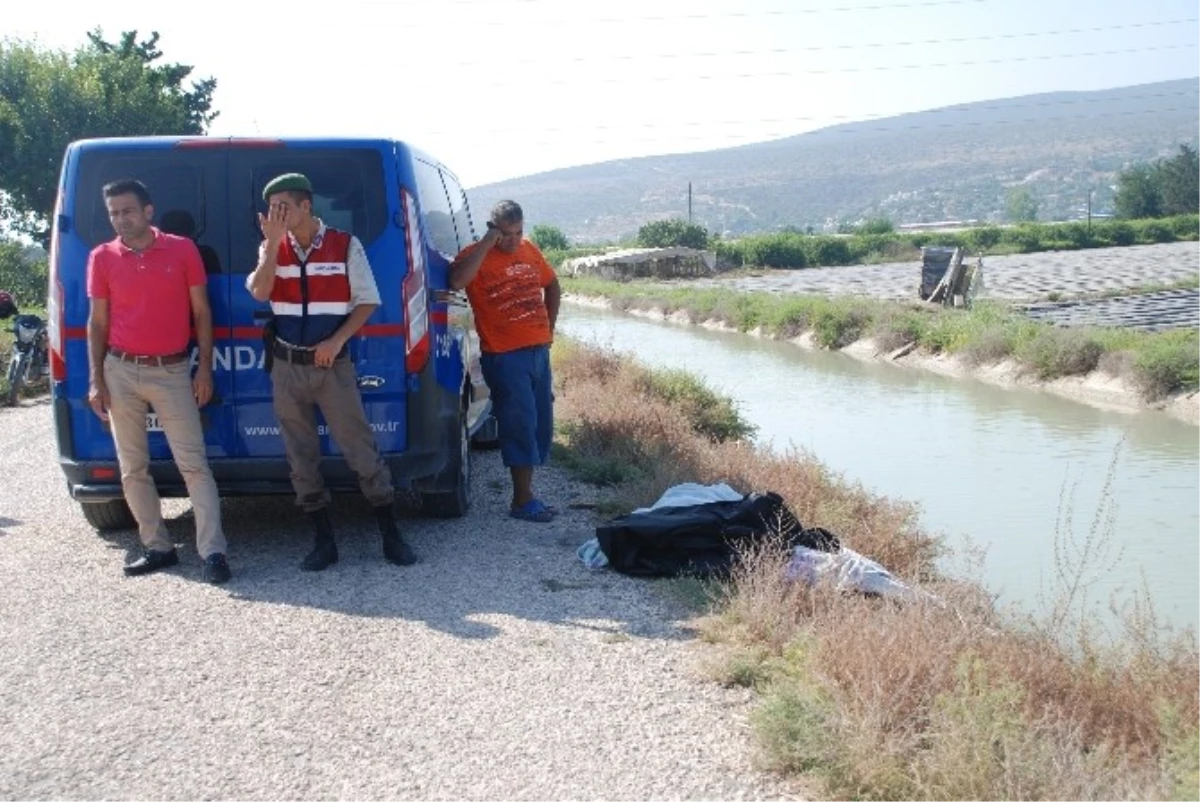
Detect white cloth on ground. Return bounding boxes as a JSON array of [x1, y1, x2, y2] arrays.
[[786, 544, 936, 603], [631, 482, 743, 515]]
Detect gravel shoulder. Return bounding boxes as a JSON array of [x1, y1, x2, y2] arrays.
[[0, 400, 796, 800]]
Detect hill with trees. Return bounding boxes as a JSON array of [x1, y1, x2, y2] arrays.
[[466, 78, 1200, 243]]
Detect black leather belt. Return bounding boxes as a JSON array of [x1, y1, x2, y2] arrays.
[[272, 341, 347, 366]]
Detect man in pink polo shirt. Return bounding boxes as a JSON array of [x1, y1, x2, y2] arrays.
[[86, 179, 230, 584]]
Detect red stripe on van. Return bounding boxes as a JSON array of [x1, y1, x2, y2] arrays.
[[64, 323, 422, 341]]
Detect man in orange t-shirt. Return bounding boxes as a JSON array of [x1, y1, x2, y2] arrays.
[[450, 200, 561, 522]]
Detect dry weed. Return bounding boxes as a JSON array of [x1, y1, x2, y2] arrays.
[[553, 340, 1198, 801]]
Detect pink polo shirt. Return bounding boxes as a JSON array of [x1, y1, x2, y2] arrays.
[[86, 228, 207, 356]]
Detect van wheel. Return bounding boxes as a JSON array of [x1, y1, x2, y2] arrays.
[[80, 499, 136, 531], [470, 414, 500, 450], [422, 412, 471, 518]]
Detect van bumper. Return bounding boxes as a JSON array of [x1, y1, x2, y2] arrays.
[[63, 449, 450, 501]]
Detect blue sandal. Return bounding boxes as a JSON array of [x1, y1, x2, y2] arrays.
[[510, 499, 556, 523]]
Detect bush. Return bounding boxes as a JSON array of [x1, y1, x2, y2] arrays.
[[965, 226, 1003, 252], [637, 219, 709, 250], [1000, 226, 1044, 253], [857, 217, 895, 235], [639, 368, 757, 443], [1057, 223, 1098, 249], [812, 303, 870, 348], [1134, 221, 1175, 244], [1095, 221, 1136, 246], [1130, 330, 1200, 400], [0, 240, 48, 308], [712, 239, 745, 268], [1020, 329, 1105, 380], [1167, 214, 1199, 239], [740, 233, 807, 269], [530, 224, 568, 251], [922, 231, 969, 249], [804, 237, 853, 266]]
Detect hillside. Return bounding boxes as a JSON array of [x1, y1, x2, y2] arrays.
[[466, 78, 1200, 243]]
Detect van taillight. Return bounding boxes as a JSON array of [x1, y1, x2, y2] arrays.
[[47, 197, 67, 382], [401, 190, 430, 374]]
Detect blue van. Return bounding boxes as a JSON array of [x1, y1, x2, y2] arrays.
[[46, 136, 495, 530]]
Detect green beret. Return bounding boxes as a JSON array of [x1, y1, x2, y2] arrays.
[[262, 173, 312, 201]]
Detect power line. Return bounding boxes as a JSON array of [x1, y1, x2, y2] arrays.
[[426, 90, 1199, 136], [425, 0, 991, 21], [473, 44, 1197, 86], [450, 18, 1198, 66]]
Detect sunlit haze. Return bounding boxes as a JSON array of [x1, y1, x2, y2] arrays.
[[5, 0, 1198, 188]]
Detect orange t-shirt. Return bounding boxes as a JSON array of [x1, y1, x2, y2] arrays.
[[459, 239, 557, 354]]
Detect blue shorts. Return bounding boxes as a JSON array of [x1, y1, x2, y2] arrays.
[[480, 345, 554, 468]]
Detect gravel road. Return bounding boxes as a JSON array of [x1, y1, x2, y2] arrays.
[[0, 400, 791, 800]]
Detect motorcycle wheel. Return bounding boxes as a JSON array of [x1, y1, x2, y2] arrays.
[[5, 353, 26, 406]]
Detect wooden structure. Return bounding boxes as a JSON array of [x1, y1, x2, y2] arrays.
[[919, 246, 983, 308]]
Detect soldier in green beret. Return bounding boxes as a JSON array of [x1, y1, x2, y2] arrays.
[[246, 172, 417, 571]]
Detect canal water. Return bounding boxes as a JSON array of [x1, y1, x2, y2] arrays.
[[559, 303, 1200, 633]]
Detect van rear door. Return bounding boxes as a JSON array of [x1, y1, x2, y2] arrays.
[[68, 141, 236, 460], [227, 141, 408, 458]]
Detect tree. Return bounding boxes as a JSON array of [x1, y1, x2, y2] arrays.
[[530, 224, 568, 251], [1005, 187, 1039, 223], [0, 239, 48, 307], [1114, 145, 1199, 220], [1114, 164, 1162, 219], [636, 219, 709, 249], [1157, 144, 1199, 216], [0, 30, 217, 240], [857, 217, 894, 235]]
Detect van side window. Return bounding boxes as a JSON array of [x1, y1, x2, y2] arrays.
[[413, 160, 458, 260], [440, 170, 477, 248]]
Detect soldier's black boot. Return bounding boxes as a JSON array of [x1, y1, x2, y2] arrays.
[[301, 508, 339, 571], [376, 504, 416, 566]]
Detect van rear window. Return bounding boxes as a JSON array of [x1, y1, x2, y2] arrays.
[[74, 146, 388, 275], [235, 149, 387, 273], [75, 148, 228, 272]]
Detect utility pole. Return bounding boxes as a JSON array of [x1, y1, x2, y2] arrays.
[[688, 181, 693, 224], [1087, 189, 1093, 231]]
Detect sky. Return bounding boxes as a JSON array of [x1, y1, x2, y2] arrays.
[[4, 0, 1198, 189]]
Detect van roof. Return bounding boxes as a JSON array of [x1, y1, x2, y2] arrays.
[[70, 135, 400, 150], [66, 136, 464, 197], [69, 135, 444, 165]]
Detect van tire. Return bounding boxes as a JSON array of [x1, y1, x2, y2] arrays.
[[470, 414, 500, 450], [80, 499, 136, 531], [421, 412, 471, 518]]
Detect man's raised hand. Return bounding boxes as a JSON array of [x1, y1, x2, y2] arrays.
[[258, 202, 289, 245]]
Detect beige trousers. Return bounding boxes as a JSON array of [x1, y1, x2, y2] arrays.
[[270, 358, 394, 512], [104, 355, 227, 558]]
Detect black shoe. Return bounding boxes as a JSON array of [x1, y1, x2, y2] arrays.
[[301, 539, 339, 571], [376, 505, 417, 566], [302, 509, 338, 572], [124, 548, 179, 577], [202, 553, 231, 585], [382, 533, 417, 566]]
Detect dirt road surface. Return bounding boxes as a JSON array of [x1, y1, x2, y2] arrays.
[[0, 399, 793, 801]]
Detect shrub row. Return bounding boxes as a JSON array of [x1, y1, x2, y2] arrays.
[[714, 215, 1200, 269]]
